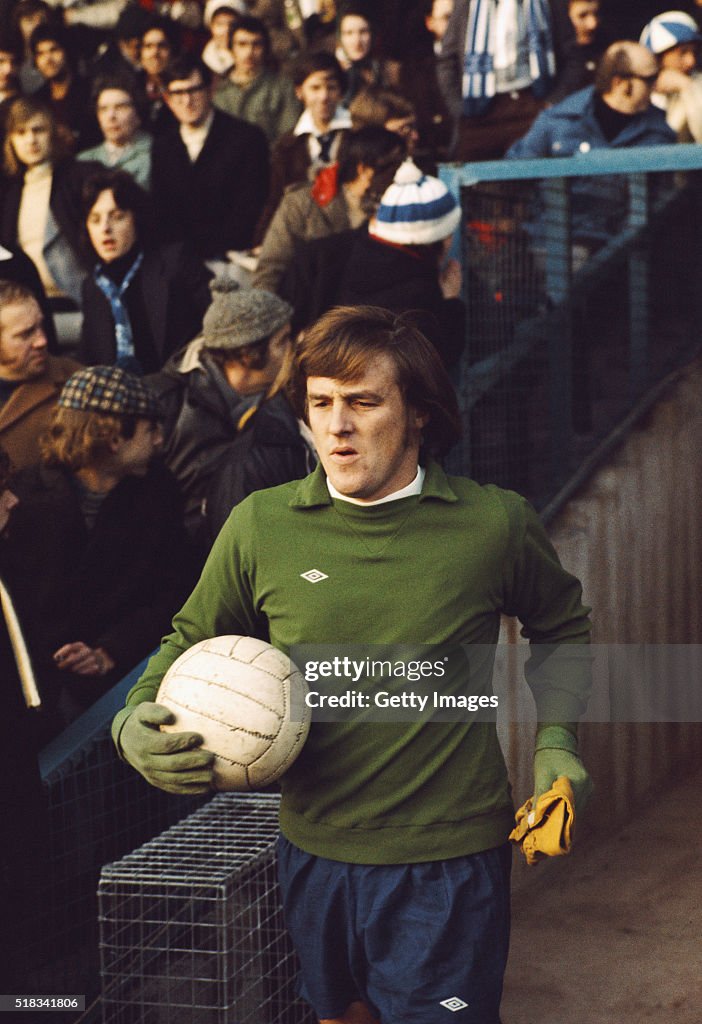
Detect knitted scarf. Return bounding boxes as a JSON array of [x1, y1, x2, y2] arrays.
[[462, 0, 556, 116], [93, 251, 144, 367]]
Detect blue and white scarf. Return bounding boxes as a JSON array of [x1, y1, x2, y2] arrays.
[[462, 0, 556, 116], [93, 251, 144, 368]]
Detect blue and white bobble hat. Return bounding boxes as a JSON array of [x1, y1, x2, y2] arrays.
[[371, 159, 461, 246], [640, 11, 701, 54]]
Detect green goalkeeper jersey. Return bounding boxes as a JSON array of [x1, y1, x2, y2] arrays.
[[114, 460, 590, 864]]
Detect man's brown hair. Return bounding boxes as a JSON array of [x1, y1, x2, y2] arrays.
[[287, 305, 462, 457], [0, 279, 36, 311], [41, 407, 138, 471]]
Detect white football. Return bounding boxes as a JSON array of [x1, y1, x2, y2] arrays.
[[156, 635, 310, 792]]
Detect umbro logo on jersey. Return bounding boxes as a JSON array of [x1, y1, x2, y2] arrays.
[[440, 997, 469, 1012], [300, 569, 328, 583]]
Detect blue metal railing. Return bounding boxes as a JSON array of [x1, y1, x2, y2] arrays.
[[439, 144, 702, 512]]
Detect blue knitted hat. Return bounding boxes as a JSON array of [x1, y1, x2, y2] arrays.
[[371, 159, 461, 246]]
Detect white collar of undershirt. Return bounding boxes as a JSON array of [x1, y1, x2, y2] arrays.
[[180, 109, 215, 161], [294, 105, 352, 137], [327, 466, 425, 506]]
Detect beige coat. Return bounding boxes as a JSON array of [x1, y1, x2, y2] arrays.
[[252, 181, 351, 294]]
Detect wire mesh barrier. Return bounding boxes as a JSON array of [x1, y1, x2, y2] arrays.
[[29, 662, 208, 1023], [98, 793, 315, 1024], [440, 146, 702, 513]]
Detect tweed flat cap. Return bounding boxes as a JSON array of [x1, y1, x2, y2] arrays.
[[201, 278, 293, 350], [58, 365, 163, 418]]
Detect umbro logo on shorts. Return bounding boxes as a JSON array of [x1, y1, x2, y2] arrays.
[[300, 569, 329, 583], [440, 996, 469, 1012]]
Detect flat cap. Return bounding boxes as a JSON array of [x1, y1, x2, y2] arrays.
[[58, 365, 163, 418]]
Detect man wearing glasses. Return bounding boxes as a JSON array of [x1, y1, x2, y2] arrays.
[[506, 41, 674, 158], [505, 41, 675, 262], [151, 54, 269, 260]]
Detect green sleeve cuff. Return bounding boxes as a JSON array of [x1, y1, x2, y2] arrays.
[[534, 724, 579, 754], [111, 705, 135, 761]]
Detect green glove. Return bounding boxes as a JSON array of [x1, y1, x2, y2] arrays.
[[118, 702, 215, 795], [533, 725, 593, 817]]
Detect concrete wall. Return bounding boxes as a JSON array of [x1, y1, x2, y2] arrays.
[[502, 356, 702, 879]]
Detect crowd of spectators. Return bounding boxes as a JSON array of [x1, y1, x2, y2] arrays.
[[0, 0, 700, 747]]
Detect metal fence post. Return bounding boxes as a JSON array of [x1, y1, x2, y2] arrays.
[[627, 172, 650, 399], [439, 162, 475, 476], [542, 177, 573, 492]]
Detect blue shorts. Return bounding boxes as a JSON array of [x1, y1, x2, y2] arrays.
[[277, 837, 511, 1023]]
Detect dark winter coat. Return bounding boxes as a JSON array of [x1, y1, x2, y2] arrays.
[[34, 74, 100, 152], [147, 341, 258, 537], [0, 157, 98, 267], [337, 228, 466, 370], [78, 244, 212, 372], [151, 109, 270, 258], [204, 391, 316, 545], [0, 565, 48, 994], [0, 158, 101, 303], [506, 86, 677, 245], [5, 460, 194, 728]]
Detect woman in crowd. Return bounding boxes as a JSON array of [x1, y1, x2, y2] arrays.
[[79, 169, 212, 374], [335, 5, 389, 105], [0, 97, 97, 309], [78, 74, 153, 190]]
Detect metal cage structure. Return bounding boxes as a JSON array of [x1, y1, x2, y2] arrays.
[[32, 662, 208, 1022], [98, 792, 315, 1024], [440, 145, 702, 515]]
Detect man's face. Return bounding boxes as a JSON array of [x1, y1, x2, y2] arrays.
[[568, 1, 600, 46], [112, 418, 163, 477], [306, 351, 426, 502], [96, 87, 140, 145], [86, 188, 138, 264], [0, 298, 48, 382], [425, 0, 453, 42], [34, 39, 68, 81], [0, 50, 19, 92], [661, 42, 698, 75], [0, 486, 19, 533], [164, 71, 213, 128], [232, 29, 265, 76], [339, 14, 372, 62], [611, 52, 659, 114], [140, 29, 171, 77], [295, 70, 341, 129], [119, 35, 142, 67], [221, 322, 291, 396]]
